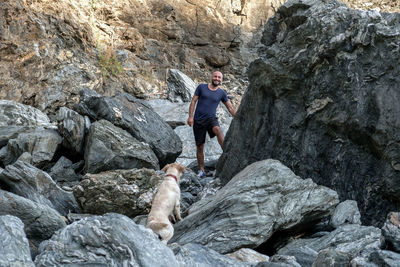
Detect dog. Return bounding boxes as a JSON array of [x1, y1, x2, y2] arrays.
[[146, 162, 185, 244]]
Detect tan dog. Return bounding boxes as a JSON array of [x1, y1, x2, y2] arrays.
[[147, 163, 185, 244]]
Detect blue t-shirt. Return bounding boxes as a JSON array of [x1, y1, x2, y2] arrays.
[[194, 84, 228, 120]]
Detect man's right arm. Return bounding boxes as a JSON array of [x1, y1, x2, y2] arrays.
[[187, 95, 199, 127]]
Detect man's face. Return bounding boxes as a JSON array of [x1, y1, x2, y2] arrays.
[[211, 71, 223, 86]]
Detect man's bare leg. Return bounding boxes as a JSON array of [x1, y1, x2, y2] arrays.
[[196, 143, 205, 171], [212, 126, 225, 148]]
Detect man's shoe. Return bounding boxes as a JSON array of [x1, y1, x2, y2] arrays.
[[197, 170, 206, 178]]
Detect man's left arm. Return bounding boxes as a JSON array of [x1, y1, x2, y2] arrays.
[[223, 100, 236, 117]]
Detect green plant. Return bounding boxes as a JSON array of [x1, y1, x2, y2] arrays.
[[98, 46, 123, 78]]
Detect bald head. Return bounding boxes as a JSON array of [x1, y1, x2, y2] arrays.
[[211, 71, 223, 87]]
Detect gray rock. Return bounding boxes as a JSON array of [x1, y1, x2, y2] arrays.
[[147, 99, 189, 128], [0, 189, 66, 251], [367, 250, 400, 267], [0, 126, 31, 147], [166, 69, 196, 102], [226, 248, 270, 264], [76, 90, 182, 167], [73, 168, 162, 218], [0, 100, 52, 127], [330, 200, 362, 228], [172, 243, 247, 267], [57, 107, 87, 155], [0, 160, 79, 215], [277, 246, 318, 267], [34, 213, 178, 267], [0, 127, 62, 168], [49, 156, 83, 183], [270, 255, 301, 267], [0, 215, 34, 267], [85, 119, 159, 173], [382, 212, 400, 253], [172, 159, 339, 254]]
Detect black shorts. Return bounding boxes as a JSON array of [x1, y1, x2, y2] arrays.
[[193, 117, 220, 146]]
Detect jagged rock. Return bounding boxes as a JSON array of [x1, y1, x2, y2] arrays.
[[330, 200, 362, 228], [178, 170, 203, 217], [0, 126, 32, 147], [76, 91, 181, 167], [0, 100, 52, 127], [34, 213, 178, 267], [0, 160, 79, 215], [352, 249, 400, 267], [0, 127, 62, 168], [0, 189, 66, 252], [166, 69, 196, 102], [226, 248, 270, 264], [277, 246, 318, 267], [269, 255, 301, 267], [171, 159, 339, 254], [73, 168, 162, 218], [217, 0, 400, 226], [85, 119, 159, 173], [278, 224, 383, 266], [0, 215, 34, 267], [172, 243, 247, 267], [57, 107, 89, 155], [147, 99, 189, 128], [49, 156, 83, 184], [382, 212, 400, 253]]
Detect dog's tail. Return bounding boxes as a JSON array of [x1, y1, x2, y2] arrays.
[[147, 221, 174, 244], [147, 221, 169, 230]]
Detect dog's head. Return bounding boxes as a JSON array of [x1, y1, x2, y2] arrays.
[[162, 163, 185, 181]]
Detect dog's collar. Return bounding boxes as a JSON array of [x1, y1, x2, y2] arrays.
[[166, 174, 178, 182]]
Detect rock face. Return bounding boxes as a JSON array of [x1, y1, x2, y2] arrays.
[[172, 159, 339, 253], [217, 0, 400, 226]]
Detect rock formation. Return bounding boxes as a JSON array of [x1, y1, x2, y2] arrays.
[[217, 0, 400, 226]]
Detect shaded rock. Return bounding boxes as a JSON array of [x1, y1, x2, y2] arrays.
[[166, 69, 196, 103], [226, 248, 270, 264], [277, 246, 318, 267], [34, 213, 178, 267], [0, 100, 52, 127], [330, 200, 362, 228], [57, 107, 88, 155], [0, 189, 66, 250], [73, 168, 162, 218], [0, 127, 62, 168], [0, 215, 34, 267], [382, 212, 400, 253], [49, 156, 83, 184], [85, 119, 159, 173], [172, 243, 246, 267], [172, 159, 339, 254], [76, 91, 182, 167], [269, 255, 301, 267], [364, 249, 400, 267], [0, 126, 32, 148], [0, 160, 79, 215], [216, 0, 400, 226]]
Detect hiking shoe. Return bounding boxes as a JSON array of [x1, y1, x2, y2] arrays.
[[197, 170, 206, 178]]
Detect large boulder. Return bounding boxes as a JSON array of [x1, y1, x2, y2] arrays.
[[172, 159, 339, 253], [34, 213, 178, 266], [217, 0, 400, 226], [0, 100, 52, 127], [84, 119, 159, 173], [73, 168, 162, 218], [0, 215, 35, 267], [76, 91, 182, 167]]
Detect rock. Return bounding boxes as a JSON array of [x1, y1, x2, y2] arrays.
[[73, 168, 162, 218], [49, 156, 83, 184], [171, 159, 339, 254], [166, 69, 196, 102], [0, 160, 80, 215], [147, 99, 189, 128], [216, 0, 400, 226], [330, 200, 362, 228], [226, 248, 270, 264], [0, 100, 52, 127], [382, 212, 400, 253], [34, 213, 178, 266], [172, 243, 247, 267], [0, 215, 34, 267], [76, 91, 182, 167], [0, 127, 62, 168], [84, 119, 159, 173], [277, 246, 318, 267], [269, 254, 302, 267], [57, 107, 88, 155], [0, 189, 66, 252]]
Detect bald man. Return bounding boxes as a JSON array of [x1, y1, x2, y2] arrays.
[[187, 71, 236, 178]]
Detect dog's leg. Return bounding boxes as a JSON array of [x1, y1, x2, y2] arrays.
[[174, 199, 182, 221], [168, 214, 176, 223]]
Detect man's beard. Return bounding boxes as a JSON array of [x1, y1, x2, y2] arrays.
[[211, 80, 220, 86]]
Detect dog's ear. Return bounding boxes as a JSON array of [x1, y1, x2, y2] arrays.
[[178, 164, 185, 173], [162, 164, 170, 172]]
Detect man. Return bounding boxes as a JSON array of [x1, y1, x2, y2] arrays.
[[187, 71, 236, 178]]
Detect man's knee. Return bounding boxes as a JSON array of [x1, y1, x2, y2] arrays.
[[212, 126, 223, 135]]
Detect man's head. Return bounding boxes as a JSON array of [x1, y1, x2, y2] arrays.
[[211, 71, 223, 87]]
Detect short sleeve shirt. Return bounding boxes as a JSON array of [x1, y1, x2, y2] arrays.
[[194, 84, 228, 121]]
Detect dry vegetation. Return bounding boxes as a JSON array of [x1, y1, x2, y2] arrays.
[[342, 0, 400, 13]]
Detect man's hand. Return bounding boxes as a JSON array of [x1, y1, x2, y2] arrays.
[[187, 116, 194, 127]]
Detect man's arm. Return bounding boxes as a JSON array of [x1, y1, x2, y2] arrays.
[[187, 94, 199, 126], [223, 100, 236, 117]]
